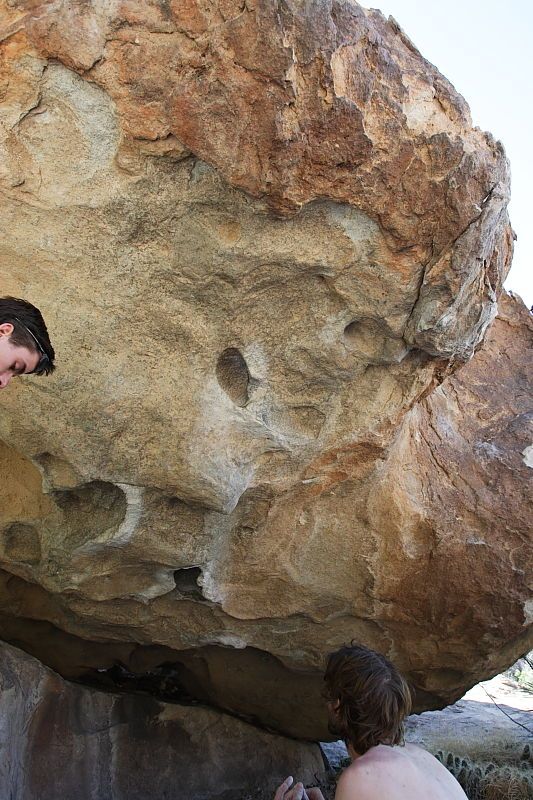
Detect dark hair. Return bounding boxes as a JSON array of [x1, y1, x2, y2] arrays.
[[324, 643, 412, 755], [0, 296, 55, 375]]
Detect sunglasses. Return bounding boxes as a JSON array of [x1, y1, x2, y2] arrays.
[[13, 317, 51, 376]]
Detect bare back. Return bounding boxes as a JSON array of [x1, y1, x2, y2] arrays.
[[336, 744, 468, 800]]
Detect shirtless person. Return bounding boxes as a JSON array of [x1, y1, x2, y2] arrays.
[[274, 644, 467, 800], [0, 297, 55, 389]]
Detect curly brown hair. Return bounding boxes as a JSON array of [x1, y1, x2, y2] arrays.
[[324, 643, 412, 755]]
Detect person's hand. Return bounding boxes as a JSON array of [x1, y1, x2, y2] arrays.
[[273, 776, 308, 800], [273, 777, 325, 800]]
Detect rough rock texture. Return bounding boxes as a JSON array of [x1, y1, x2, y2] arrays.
[[370, 292, 533, 702], [0, 0, 530, 743], [0, 641, 325, 800]]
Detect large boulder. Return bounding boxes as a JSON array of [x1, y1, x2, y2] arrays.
[[0, 0, 530, 741]]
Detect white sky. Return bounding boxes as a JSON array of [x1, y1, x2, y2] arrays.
[[370, 0, 532, 307]]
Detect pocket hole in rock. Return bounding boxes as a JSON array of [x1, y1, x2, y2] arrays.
[[216, 347, 250, 406], [343, 319, 367, 343], [173, 566, 204, 601]]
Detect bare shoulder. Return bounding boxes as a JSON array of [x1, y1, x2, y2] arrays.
[[334, 745, 468, 800], [334, 759, 385, 800]]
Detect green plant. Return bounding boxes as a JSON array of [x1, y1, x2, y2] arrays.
[[434, 749, 533, 800]]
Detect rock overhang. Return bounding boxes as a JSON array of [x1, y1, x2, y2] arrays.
[[0, 0, 530, 740]]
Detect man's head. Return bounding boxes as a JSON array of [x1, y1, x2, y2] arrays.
[[0, 297, 55, 389], [324, 643, 412, 755]]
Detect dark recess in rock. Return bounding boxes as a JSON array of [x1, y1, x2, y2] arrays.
[[173, 566, 204, 600], [216, 348, 251, 406]]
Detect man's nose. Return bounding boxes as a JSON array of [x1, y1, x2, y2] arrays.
[[0, 373, 12, 389]]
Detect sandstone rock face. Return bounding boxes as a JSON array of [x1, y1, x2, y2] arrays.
[[0, 641, 325, 800], [0, 0, 530, 742]]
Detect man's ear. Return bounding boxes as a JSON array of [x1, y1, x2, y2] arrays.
[[0, 322, 14, 338]]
